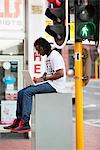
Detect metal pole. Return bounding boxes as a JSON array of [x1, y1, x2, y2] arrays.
[[74, 42, 84, 150]]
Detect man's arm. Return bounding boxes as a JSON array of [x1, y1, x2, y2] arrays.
[[33, 69, 64, 83], [33, 72, 47, 83], [43, 69, 64, 81]]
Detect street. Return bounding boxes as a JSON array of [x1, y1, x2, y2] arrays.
[[72, 79, 100, 149], [73, 79, 100, 126]]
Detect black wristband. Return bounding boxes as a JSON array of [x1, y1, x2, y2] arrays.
[[43, 76, 46, 81]]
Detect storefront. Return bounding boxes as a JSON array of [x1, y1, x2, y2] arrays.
[[0, 0, 25, 128]]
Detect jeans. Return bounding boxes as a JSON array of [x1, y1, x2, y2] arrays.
[[16, 82, 57, 122]]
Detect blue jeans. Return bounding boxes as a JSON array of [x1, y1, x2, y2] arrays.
[[16, 82, 57, 122]]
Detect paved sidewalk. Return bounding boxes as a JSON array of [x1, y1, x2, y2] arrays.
[[0, 123, 100, 150], [84, 125, 100, 150], [0, 139, 32, 150], [73, 123, 100, 150]]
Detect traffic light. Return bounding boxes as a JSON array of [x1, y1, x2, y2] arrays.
[[75, 1, 99, 42], [45, 0, 68, 48], [47, 0, 64, 6]]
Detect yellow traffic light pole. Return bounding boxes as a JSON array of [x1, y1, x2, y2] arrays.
[[74, 42, 84, 150]]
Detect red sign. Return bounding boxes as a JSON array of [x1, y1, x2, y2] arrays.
[[0, 0, 24, 30], [33, 52, 42, 76], [0, 0, 21, 18], [48, 0, 61, 6]]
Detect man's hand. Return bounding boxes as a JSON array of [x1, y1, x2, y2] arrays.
[[45, 69, 64, 81], [33, 77, 44, 83]]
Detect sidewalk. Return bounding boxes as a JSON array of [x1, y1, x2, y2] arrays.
[[84, 124, 100, 150], [73, 123, 100, 150], [0, 139, 31, 150], [0, 123, 100, 150]]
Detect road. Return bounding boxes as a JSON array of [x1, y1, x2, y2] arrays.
[[83, 79, 100, 126], [73, 79, 100, 127]]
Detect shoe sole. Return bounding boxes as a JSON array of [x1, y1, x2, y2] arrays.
[[11, 129, 32, 133], [3, 127, 17, 130], [4, 126, 19, 130], [3, 128, 11, 130]]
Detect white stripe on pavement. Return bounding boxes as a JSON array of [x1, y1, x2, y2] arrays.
[[87, 85, 100, 89], [83, 104, 96, 108], [73, 118, 100, 127], [84, 119, 100, 127], [94, 92, 100, 95]]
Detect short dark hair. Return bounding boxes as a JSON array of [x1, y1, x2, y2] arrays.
[[34, 37, 51, 50]]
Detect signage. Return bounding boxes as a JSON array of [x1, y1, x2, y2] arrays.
[[0, 0, 25, 31], [1, 100, 17, 124], [33, 51, 46, 79], [75, 52, 81, 61], [32, 5, 43, 14]]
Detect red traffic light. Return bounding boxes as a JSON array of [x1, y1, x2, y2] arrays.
[[48, 0, 62, 6]]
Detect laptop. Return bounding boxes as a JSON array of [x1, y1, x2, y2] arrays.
[[22, 70, 34, 86]]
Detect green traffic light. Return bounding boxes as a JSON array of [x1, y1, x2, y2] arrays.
[[78, 21, 96, 39], [81, 25, 89, 37]]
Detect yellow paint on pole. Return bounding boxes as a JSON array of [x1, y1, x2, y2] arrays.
[[74, 42, 84, 150]]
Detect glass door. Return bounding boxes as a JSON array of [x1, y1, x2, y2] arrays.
[[0, 55, 23, 124]]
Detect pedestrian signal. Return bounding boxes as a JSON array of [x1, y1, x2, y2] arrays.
[[75, 1, 99, 42]]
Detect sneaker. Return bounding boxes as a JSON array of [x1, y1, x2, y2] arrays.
[[3, 118, 21, 129], [11, 119, 31, 133]]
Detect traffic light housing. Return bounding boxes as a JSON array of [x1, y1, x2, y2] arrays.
[[45, 7, 65, 44], [45, 0, 68, 48], [75, 1, 99, 42]]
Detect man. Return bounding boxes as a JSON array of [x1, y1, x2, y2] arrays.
[[4, 37, 67, 133]]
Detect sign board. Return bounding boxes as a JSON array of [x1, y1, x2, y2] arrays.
[[5, 90, 17, 100], [32, 5, 43, 14], [33, 51, 46, 79], [75, 52, 81, 61], [0, 0, 25, 31], [1, 100, 17, 124]]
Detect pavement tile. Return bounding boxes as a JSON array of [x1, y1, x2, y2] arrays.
[[0, 123, 100, 150]]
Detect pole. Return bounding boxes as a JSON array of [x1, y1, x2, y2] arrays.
[[74, 42, 84, 150]]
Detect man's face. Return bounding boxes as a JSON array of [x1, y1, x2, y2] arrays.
[[35, 45, 45, 56]]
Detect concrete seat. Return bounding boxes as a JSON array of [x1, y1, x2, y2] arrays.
[[31, 93, 73, 150]]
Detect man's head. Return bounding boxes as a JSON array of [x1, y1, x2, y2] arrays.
[[34, 37, 51, 56]]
